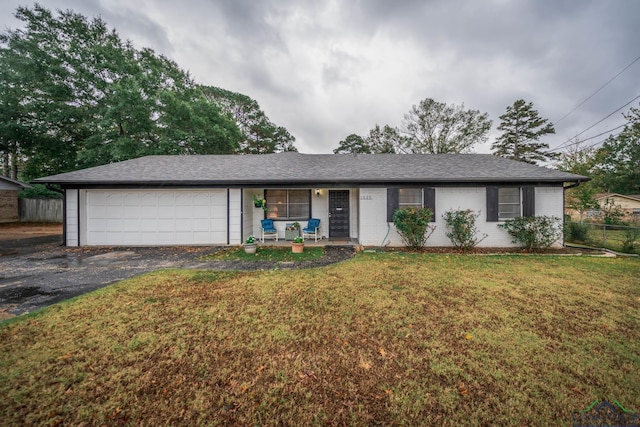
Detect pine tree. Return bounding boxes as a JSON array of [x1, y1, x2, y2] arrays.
[[492, 99, 557, 164]]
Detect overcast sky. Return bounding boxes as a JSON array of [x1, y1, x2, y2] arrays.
[[1, 0, 639, 155]]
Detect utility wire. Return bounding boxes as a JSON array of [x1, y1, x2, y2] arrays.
[[547, 122, 630, 153], [548, 93, 640, 152], [553, 53, 640, 126]]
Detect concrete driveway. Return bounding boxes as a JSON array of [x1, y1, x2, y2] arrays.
[[0, 236, 219, 317], [0, 227, 356, 319]]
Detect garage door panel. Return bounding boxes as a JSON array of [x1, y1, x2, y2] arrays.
[[175, 219, 193, 232], [123, 206, 140, 217], [106, 219, 124, 230], [175, 205, 195, 217], [192, 219, 210, 231], [85, 190, 227, 246], [140, 219, 158, 231], [123, 219, 140, 231], [106, 204, 124, 217], [158, 193, 175, 206]]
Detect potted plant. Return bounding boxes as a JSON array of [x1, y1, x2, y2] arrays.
[[291, 236, 304, 253], [252, 194, 267, 212], [243, 235, 257, 254], [285, 221, 301, 240]]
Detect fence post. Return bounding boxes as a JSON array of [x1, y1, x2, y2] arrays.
[[602, 224, 607, 248]]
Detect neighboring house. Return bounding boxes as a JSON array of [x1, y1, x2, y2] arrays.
[[0, 176, 31, 223], [594, 193, 640, 222], [33, 153, 589, 247]]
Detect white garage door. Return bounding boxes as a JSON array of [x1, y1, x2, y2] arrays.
[[85, 190, 227, 245]]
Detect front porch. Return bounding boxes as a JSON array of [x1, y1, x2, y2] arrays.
[[250, 237, 359, 248], [242, 188, 359, 244]]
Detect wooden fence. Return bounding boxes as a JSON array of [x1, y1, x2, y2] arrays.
[[18, 198, 63, 223]]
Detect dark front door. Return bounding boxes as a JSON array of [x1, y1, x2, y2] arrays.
[[329, 190, 350, 238]]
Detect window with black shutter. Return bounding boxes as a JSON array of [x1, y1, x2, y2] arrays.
[[486, 186, 535, 222], [387, 187, 436, 222]]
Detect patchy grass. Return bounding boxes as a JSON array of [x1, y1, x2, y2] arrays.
[[567, 223, 640, 255], [0, 254, 638, 425], [205, 246, 325, 262]]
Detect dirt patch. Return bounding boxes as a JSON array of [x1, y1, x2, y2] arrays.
[[0, 222, 62, 240]]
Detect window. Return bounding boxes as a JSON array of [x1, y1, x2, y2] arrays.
[[265, 189, 310, 220], [486, 186, 535, 222], [498, 187, 521, 220], [387, 187, 436, 222], [399, 188, 423, 208]]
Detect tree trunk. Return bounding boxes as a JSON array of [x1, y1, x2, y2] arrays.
[[2, 153, 8, 177], [10, 153, 18, 180]]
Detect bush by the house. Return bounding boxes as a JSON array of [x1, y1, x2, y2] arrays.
[[442, 209, 487, 250], [498, 216, 562, 251], [392, 207, 435, 249]]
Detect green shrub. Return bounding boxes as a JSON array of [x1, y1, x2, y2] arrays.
[[621, 227, 640, 253], [565, 222, 589, 243], [602, 199, 624, 225], [442, 209, 487, 250], [498, 216, 562, 251], [392, 207, 435, 249], [18, 184, 62, 199]]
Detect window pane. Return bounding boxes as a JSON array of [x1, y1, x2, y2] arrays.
[[499, 204, 520, 218], [399, 188, 422, 207], [266, 190, 286, 219], [288, 204, 309, 219], [266, 189, 310, 220], [288, 190, 309, 219], [498, 187, 520, 220], [498, 188, 520, 203]]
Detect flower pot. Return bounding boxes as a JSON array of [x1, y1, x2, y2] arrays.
[[291, 242, 304, 253], [244, 243, 257, 254]]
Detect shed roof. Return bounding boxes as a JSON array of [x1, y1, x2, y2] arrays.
[[33, 153, 589, 186], [0, 175, 32, 190]]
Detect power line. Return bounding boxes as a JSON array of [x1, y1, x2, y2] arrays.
[[549, 93, 640, 152], [547, 121, 630, 153], [582, 129, 625, 150], [553, 53, 640, 126]]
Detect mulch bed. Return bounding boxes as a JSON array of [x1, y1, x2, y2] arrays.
[[374, 246, 607, 255]]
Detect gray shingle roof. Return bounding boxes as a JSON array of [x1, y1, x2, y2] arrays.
[[33, 153, 589, 186], [0, 175, 31, 189]]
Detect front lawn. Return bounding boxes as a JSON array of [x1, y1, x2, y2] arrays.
[[204, 246, 325, 262], [1, 254, 638, 425]]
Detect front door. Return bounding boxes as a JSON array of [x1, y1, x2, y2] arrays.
[[329, 190, 350, 238]]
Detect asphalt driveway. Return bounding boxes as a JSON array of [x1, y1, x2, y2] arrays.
[[0, 234, 355, 318]]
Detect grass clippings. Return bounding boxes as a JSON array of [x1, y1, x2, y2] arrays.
[[0, 254, 638, 425]]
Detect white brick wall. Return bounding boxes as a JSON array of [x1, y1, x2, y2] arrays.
[[66, 190, 79, 246], [359, 186, 565, 248], [229, 189, 242, 244]]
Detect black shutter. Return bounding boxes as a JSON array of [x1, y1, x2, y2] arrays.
[[523, 186, 535, 217], [486, 186, 498, 222], [423, 187, 436, 222], [387, 188, 399, 222]]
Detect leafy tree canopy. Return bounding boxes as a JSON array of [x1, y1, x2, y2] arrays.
[[557, 141, 600, 220], [333, 125, 403, 154], [491, 99, 557, 164], [333, 134, 370, 154], [594, 106, 640, 195], [201, 86, 297, 154], [401, 98, 492, 154], [0, 5, 243, 180]]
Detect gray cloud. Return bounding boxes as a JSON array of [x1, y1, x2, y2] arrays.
[[1, 0, 639, 154]]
